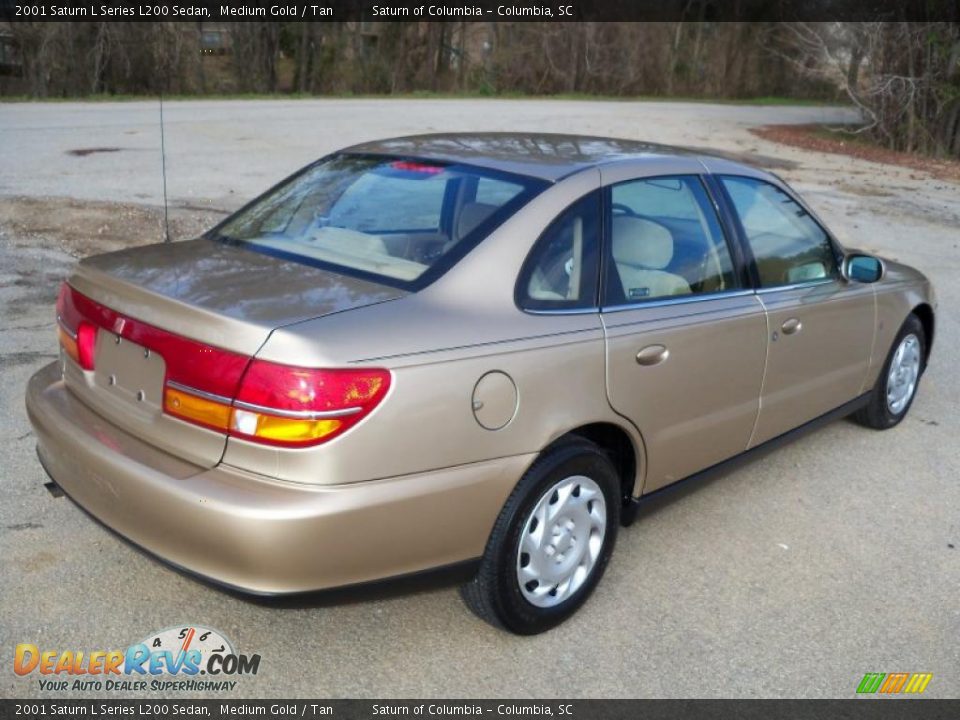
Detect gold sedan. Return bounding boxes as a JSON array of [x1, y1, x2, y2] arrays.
[[27, 134, 936, 634]]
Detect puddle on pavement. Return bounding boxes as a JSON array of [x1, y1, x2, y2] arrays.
[[66, 147, 124, 157]]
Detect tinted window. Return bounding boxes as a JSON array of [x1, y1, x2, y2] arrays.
[[720, 176, 838, 288], [605, 176, 738, 305], [518, 192, 600, 311], [328, 170, 446, 231], [215, 155, 544, 289], [476, 177, 521, 207]]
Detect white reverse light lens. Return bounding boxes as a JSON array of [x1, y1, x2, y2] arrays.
[[231, 408, 259, 435]]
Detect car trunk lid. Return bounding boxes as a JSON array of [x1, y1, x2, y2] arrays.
[[58, 238, 405, 468]]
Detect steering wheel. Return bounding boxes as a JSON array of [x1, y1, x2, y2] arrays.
[[611, 204, 661, 225], [611, 203, 638, 217]]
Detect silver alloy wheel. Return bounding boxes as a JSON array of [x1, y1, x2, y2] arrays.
[[516, 475, 607, 608], [886, 333, 921, 415]]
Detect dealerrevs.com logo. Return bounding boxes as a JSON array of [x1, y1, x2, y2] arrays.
[[14, 625, 261, 693]]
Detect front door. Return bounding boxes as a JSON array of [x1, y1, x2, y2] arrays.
[[600, 174, 767, 493], [717, 175, 875, 446]]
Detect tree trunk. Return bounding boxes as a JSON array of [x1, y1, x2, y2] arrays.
[[195, 22, 207, 94], [666, 19, 685, 95], [90, 23, 109, 94], [845, 45, 864, 97], [458, 21, 467, 91], [295, 23, 309, 93]]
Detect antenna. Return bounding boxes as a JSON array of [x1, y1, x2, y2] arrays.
[[159, 92, 171, 243]]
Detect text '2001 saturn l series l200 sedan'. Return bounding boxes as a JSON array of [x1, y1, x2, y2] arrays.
[[26, 133, 936, 634]]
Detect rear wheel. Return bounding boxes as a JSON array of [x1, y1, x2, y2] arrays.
[[855, 314, 926, 429], [460, 439, 620, 634]]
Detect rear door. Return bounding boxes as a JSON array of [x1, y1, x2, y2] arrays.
[[715, 175, 875, 446], [600, 171, 767, 493]]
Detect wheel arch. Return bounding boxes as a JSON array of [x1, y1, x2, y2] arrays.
[[551, 421, 643, 507], [912, 303, 935, 363]]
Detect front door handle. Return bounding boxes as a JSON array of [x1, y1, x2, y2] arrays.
[[636, 344, 669, 366], [781, 317, 803, 335]]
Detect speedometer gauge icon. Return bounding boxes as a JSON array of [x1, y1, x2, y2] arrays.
[[137, 625, 234, 664]]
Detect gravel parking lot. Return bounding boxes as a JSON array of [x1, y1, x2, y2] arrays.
[[1, 98, 957, 699]]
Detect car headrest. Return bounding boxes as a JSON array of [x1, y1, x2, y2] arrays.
[[611, 216, 674, 270], [309, 226, 387, 255], [457, 202, 498, 240]]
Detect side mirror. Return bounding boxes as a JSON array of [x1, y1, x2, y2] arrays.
[[844, 254, 883, 283]]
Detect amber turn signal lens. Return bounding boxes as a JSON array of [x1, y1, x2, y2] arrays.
[[161, 360, 390, 447], [230, 408, 343, 446], [58, 326, 80, 365], [58, 320, 97, 371], [163, 387, 232, 432]]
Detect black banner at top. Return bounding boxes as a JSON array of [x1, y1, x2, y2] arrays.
[[2, 0, 959, 23]]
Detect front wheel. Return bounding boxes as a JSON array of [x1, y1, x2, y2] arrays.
[[460, 439, 620, 634], [855, 314, 926, 429]]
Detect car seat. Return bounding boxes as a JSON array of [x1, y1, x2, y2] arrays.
[[611, 216, 691, 301]]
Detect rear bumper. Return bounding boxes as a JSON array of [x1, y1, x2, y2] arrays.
[[26, 362, 529, 594]]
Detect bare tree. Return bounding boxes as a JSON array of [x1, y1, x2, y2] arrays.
[[21, 19, 959, 155], [771, 22, 960, 156]]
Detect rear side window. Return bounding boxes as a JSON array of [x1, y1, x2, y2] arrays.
[[604, 176, 738, 305], [517, 192, 601, 311], [475, 177, 521, 207], [720, 176, 838, 288], [214, 155, 545, 290]]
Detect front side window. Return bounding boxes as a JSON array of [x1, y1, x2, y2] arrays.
[[214, 155, 545, 289], [604, 175, 738, 306], [517, 192, 601, 311], [720, 176, 838, 288]]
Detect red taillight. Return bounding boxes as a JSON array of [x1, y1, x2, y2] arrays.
[[229, 361, 391, 447], [76, 321, 97, 370], [57, 283, 97, 371], [236, 361, 390, 414], [55, 283, 390, 447], [58, 282, 249, 398]]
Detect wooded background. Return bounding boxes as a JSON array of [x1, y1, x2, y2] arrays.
[[4, 21, 960, 157]]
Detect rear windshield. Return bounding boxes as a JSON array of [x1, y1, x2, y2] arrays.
[[211, 155, 547, 289]]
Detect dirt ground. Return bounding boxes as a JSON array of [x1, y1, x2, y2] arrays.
[[752, 124, 960, 182], [0, 127, 951, 264], [0, 196, 220, 258]]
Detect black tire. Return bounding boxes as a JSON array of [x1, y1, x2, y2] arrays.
[[460, 438, 621, 634], [854, 313, 926, 430]]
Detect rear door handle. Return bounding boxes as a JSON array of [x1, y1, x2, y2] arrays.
[[636, 344, 669, 366], [781, 317, 802, 335]]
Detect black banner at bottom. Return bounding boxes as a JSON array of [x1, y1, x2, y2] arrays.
[[2, 700, 959, 720]]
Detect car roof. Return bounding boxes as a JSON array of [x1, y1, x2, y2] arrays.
[[340, 132, 759, 182]]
